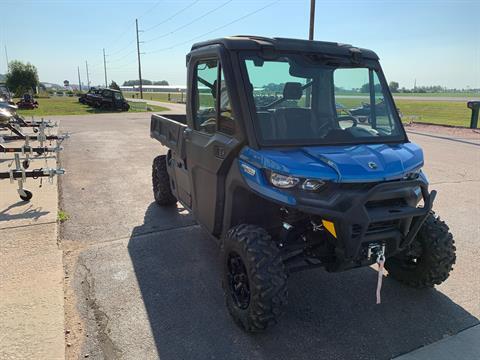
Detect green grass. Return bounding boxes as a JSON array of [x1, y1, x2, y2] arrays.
[[335, 97, 472, 127], [395, 100, 471, 127], [126, 91, 474, 127], [393, 92, 479, 98], [124, 92, 185, 103], [57, 210, 70, 223], [15, 96, 168, 117]]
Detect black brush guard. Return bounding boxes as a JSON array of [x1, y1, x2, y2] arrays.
[[292, 179, 435, 270]]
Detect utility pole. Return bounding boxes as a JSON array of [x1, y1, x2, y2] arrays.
[[4, 45, 9, 69], [135, 18, 144, 99], [77, 66, 82, 92], [305, 0, 316, 108], [309, 0, 316, 40], [85, 60, 90, 88], [103, 48, 108, 87]]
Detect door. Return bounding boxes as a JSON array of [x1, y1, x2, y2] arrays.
[[184, 57, 240, 235]]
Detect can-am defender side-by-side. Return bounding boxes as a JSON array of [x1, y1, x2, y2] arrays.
[[150, 36, 455, 332]]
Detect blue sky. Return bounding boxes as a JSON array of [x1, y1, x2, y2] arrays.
[[1, 0, 479, 89]]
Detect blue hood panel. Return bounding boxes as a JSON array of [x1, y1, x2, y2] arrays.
[[240, 142, 423, 183]]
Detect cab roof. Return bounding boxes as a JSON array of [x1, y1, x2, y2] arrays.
[[191, 35, 379, 60]]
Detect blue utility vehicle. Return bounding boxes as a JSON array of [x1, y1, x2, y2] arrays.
[[150, 36, 456, 332]]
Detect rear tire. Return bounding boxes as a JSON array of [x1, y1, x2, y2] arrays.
[[152, 155, 177, 206], [221, 224, 288, 332], [386, 212, 456, 288]]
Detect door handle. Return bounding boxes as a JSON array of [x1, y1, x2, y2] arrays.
[[214, 145, 226, 159], [183, 128, 192, 140]]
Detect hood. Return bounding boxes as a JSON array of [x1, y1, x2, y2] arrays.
[[241, 142, 423, 183]]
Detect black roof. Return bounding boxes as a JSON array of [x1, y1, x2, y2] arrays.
[[191, 35, 379, 60]]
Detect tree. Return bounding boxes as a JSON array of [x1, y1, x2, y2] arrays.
[[122, 79, 153, 86], [360, 83, 382, 93], [153, 80, 169, 85], [109, 81, 120, 91], [6, 60, 39, 96], [389, 81, 399, 92]]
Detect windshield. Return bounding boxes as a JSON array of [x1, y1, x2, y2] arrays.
[[243, 54, 406, 146]]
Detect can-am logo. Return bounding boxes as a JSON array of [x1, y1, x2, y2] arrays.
[[368, 162, 378, 169]]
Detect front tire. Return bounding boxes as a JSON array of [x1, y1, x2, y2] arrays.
[[152, 155, 177, 206], [221, 224, 288, 332], [386, 212, 456, 288]]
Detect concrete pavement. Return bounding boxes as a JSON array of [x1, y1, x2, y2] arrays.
[[58, 112, 480, 360], [395, 324, 480, 360], [0, 140, 65, 359], [126, 98, 185, 114]]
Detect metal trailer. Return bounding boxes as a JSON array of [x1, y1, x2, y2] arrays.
[[0, 121, 67, 142], [0, 112, 67, 202], [0, 152, 65, 201]]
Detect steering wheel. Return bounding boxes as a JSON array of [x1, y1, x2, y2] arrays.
[[338, 115, 358, 127]]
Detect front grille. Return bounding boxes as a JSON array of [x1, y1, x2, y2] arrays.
[[351, 224, 362, 240], [367, 220, 399, 234], [366, 198, 407, 209]]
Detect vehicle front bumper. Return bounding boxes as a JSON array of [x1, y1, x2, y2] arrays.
[[291, 179, 435, 270]]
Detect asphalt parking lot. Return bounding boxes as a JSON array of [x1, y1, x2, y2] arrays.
[[59, 112, 480, 360]]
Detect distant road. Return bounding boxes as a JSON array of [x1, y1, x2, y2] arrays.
[[336, 95, 479, 102], [127, 98, 186, 113], [393, 95, 478, 102]]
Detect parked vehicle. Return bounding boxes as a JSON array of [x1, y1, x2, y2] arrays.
[[16, 94, 39, 110], [0, 84, 12, 102], [79, 87, 101, 104], [150, 36, 456, 332], [86, 88, 129, 111]]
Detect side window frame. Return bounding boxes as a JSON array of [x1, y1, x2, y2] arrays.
[[192, 58, 219, 135], [192, 58, 235, 137]]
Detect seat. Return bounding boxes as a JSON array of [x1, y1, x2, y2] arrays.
[[274, 107, 314, 139]]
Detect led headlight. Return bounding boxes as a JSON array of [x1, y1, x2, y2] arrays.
[[301, 179, 325, 191], [404, 168, 421, 180], [269, 172, 300, 189]]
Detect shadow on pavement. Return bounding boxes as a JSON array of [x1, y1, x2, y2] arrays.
[[128, 204, 478, 360], [0, 202, 50, 223]]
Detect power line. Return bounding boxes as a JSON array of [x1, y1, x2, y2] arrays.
[[107, 38, 136, 57], [148, 0, 280, 54], [143, 0, 200, 32], [137, 0, 163, 20], [107, 21, 135, 50], [145, 0, 233, 43], [108, 48, 137, 63]]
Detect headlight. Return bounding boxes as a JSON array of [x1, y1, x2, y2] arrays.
[[404, 168, 421, 180], [301, 179, 325, 191], [270, 172, 300, 188]]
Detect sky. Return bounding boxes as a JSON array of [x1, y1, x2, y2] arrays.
[[1, 0, 479, 89]]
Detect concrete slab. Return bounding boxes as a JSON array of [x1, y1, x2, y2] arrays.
[[394, 325, 480, 360], [0, 126, 65, 359], [0, 223, 64, 360], [59, 113, 480, 360]]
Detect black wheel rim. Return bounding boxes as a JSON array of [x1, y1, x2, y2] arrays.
[[227, 252, 250, 310], [398, 241, 424, 270]]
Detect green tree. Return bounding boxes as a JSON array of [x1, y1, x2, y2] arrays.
[[6, 60, 39, 96], [389, 81, 399, 92], [109, 81, 120, 91]]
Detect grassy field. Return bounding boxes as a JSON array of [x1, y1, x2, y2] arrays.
[[15, 96, 168, 117], [393, 92, 479, 98], [336, 97, 472, 127], [124, 91, 476, 127], [125, 92, 184, 103], [394, 100, 472, 126]]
